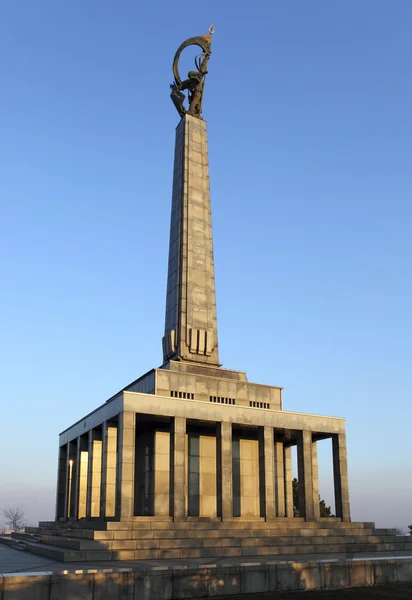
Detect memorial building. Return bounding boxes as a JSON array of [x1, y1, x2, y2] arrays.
[[21, 31, 406, 561]]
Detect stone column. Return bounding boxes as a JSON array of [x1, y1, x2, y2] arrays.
[[55, 444, 67, 521], [312, 439, 320, 519], [77, 437, 89, 519], [274, 442, 285, 517], [73, 437, 81, 520], [297, 430, 315, 520], [263, 426, 275, 520], [220, 421, 233, 520], [155, 430, 171, 516], [100, 423, 108, 517], [172, 416, 186, 519], [332, 433, 351, 522], [116, 411, 136, 519], [66, 441, 77, 519], [100, 422, 117, 518], [284, 446, 294, 517], [86, 429, 102, 519], [199, 435, 217, 517]]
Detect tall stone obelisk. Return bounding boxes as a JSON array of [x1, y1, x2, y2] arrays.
[[162, 31, 220, 367]]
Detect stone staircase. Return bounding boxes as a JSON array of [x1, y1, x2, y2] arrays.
[[4, 518, 412, 563]]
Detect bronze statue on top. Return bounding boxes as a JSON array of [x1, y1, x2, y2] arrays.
[[170, 26, 214, 119]]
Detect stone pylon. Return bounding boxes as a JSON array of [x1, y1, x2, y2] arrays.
[[162, 114, 220, 366]]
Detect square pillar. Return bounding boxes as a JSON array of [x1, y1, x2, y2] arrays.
[[172, 416, 186, 519], [77, 436, 88, 519], [332, 433, 351, 522], [187, 433, 200, 516], [66, 441, 77, 519], [116, 411, 136, 519], [55, 444, 67, 521], [72, 437, 81, 520], [283, 446, 293, 517], [312, 439, 320, 519], [86, 429, 102, 519], [297, 430, 315, 520], [100, 421, 117, 518], [274, 441, 285, 517], [262, 426, 275, 520], [219, 421, 232, 520], [199, 434, 217, 517], [154, 430, 171, 516]]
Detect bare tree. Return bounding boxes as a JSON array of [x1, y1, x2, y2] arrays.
[[395, 527, 405, 535], [2, 504, 26, 531]]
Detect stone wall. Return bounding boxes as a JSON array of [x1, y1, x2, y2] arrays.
[[2, 558, 412, 599]]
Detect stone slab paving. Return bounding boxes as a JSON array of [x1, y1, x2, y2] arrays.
[[1, 543, 412, 575]]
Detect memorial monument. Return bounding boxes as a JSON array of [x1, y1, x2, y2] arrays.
[[19, 29, 408, 562]]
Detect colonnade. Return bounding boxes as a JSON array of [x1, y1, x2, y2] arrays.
[[56, 412, 350, 522]]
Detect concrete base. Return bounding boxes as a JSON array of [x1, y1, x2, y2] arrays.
[[1, 556, 412, 599], [9, 519, 412, 563]]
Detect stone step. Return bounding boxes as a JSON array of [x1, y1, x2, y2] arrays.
[[0, 535, 26, 551], [14, 537, 410, 563], [26, 525, 391, 543], [13, 531, 105, 551], [14, 538, 114, 562], [33, 519, 375, 532], [15, 530, 410, 559]]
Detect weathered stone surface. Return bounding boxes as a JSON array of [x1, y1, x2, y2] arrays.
[[240, 566, 269, 594], [49, 573, 94, 600], [134, 573, 173, 600]]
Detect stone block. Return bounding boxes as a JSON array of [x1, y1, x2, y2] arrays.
[[241, 537, 260, 547], [276, 563, 301, 591], [208, 568, 241, 597], [132, 529, 154, 540], [135, 550, 159, 560], [200, 547, 223, 558], [135, 574, 173, 600], [156, 493, 170, 515], [223, 547, 242, 557], [396, 559, 412, 583], [240, 567, 269, 594], [323, 562, 350, 588], [184, 549, 203, 559], [373, 559, 398, 584], [260, 546, 281, 556], [172, 570, 208, 599], [113, 550, 135, 560], [3, 574, 50, 600], [50, 573, 94, 600], [148, 520, 174, 530], [113, 530, 132, 540], [189, 521, 211, 530], [93, 572, 135, 599], [280, 545, 298, 554], [240, 547, 261, 556], [111, 540, 137, 550], [349, 561, 374, 587], [155, 453, 170, 471], [221, 537, 241, 547], [110, 520, 145, 530], [85, 550, 113, 561], [137, 539, 160, 550], [159, 549, 181, 559], [294, 562, 323, 590], [93, 532, 116, 544]]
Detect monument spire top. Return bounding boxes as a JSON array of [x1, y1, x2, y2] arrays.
[[170, 30, 212, 120]]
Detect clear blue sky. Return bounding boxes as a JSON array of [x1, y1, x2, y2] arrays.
[[1, 1, 411, 529]]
